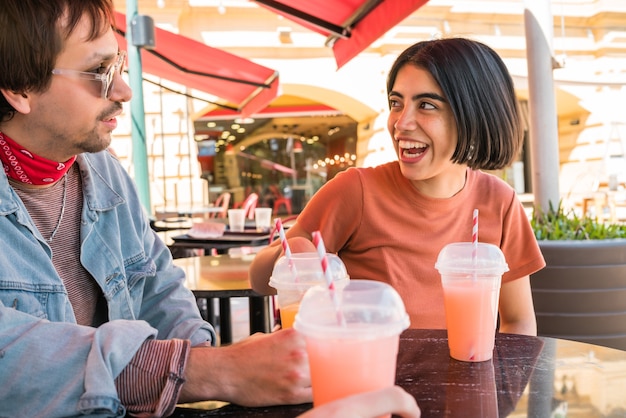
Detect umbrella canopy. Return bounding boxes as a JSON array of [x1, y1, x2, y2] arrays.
[[252, 0, 428, 68], [114, 11, 279, 116]]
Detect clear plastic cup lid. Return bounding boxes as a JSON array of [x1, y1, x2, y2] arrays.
[[269, 252, 349, 291], [435, 242, 509, 275], [294, 280, 410, 339]]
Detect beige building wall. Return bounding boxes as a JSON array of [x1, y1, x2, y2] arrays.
[[111, 0, 626, 215]]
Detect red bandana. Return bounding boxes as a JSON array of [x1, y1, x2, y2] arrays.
[[0, 132, 76, 185]]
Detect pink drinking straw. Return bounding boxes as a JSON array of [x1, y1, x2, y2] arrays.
[[274, 217, 297, 279], [311, 230, 346, 326], [470, 209, 479, 360], [275, 217, 291, 258], [472, 209, 479, 278]]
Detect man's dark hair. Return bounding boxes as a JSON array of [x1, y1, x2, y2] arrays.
[[0, 0, 115, 121]]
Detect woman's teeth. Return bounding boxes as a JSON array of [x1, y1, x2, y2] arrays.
[[399, 140, 427, 156]]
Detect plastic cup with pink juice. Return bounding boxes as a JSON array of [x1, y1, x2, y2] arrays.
[[436, 242, 509, 362], [294, 280, 410, 413], [269, 252, 349, 328]]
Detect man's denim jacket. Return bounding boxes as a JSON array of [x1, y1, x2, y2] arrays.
[[0, 151, 215, 417]]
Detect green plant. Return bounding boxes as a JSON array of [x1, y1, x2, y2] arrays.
[[531, 201, 626, 240]]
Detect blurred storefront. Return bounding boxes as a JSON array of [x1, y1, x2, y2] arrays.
[[110, 0, 626, 219], [193, 98, 358, 211]]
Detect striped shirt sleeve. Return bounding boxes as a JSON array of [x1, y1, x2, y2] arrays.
[[115, 339, 191, 417]]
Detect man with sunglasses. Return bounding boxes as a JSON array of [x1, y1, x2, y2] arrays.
[[0, 1, 311, 416], [52, 50, 128, 100]]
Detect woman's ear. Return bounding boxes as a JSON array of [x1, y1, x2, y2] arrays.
[[0, 89, 31, 115]]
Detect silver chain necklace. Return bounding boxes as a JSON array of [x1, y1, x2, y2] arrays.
[[47, 174, 68, 243]]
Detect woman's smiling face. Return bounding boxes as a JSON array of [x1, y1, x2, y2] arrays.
[[387, 64, 467, 198]]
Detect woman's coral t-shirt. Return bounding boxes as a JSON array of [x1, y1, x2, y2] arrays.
[[297, 162, 545, 329]]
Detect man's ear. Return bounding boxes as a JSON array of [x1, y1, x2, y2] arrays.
[[0, 89, 31, 114]]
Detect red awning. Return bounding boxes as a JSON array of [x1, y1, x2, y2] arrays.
[[200, 103, 340, 119], [252, 0, 428, 68], [114, 12, 279, 117]]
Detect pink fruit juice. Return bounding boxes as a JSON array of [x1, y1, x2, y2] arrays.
[[442, 278, 499, 362], [305, 332, 399, 408], [294, 280, 410, 418]]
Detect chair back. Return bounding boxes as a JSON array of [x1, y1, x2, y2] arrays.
[[269, 184, 292, 215], [242, 193, 259, 219], [210, 192, 231, 218], [269, 184, 283, 198]]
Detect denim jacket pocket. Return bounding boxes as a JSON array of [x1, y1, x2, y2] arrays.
[[104, 256, 157, 319], [126, 255, 156, 289], [0, 281, 66, 319]]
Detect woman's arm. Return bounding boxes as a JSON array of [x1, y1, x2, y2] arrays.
[[498, 276, 537, 336], [249, 223, 316, 294]]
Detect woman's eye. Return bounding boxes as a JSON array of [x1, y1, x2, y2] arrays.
[[389, 99, 401, 108], [419, 102, 436, 110]]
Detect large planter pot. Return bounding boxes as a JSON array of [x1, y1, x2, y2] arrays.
[[530, 239, 626, 351]]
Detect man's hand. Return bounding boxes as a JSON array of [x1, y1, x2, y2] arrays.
[[180, 328, 311, 406]]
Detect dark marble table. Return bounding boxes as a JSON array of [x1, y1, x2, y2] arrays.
[[167, 328, 626, 417]]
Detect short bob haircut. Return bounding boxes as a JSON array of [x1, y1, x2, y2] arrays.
[[0, 0, 115, 122], [386, 37, 523, 171]]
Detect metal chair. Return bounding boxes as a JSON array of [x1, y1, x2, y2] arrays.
[[269, 184, 292, 215], [234, 192, 259, 219], [209, 192, 231, 218]]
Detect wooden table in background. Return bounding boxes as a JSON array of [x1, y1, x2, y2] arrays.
[[169, 229, 270, 255], [174, 255, 272, 344]]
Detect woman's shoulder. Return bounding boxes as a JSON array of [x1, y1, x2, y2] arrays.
[[471, 169, 516, 193], [468, 170, 525, 214]]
